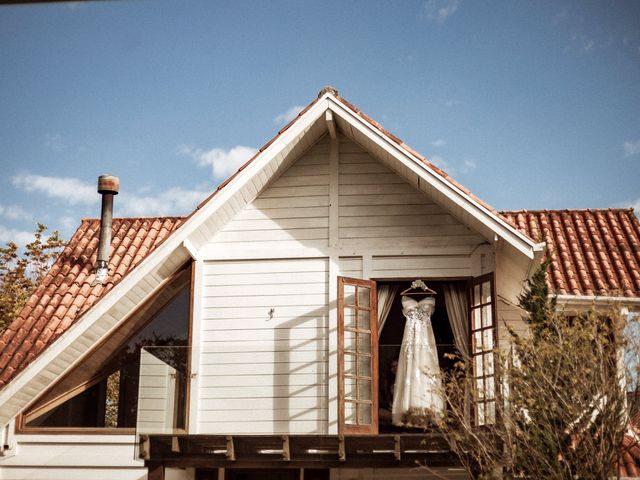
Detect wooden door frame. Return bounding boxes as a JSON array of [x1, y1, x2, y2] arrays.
[[337, 276, 378, 435]]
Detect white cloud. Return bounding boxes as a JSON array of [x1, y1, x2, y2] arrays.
[[12, 174, 98, 205], [551, 8, 569, 26], [178, 145, 257, 179], [423, 0, 460, 24], [12, 170, 209, 219], [430, 139, 446, 147], [119, 187, 209, 217], [44, 133, 66, 152], [583, 39, 594, 52], [0, 204, 31, 221], [58, 216, 79, 232], [273, 105, 305, 125], [624, 140, 640, 157], [461, 159, 477, 173], [429, 155, 450, 170], [0, 225, 35, 247], [427, 155, 477, 175]]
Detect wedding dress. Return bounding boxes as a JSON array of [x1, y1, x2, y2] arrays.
[[392, 295, 445, 426]]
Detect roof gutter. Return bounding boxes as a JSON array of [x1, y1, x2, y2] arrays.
[[556, 294, 640, 308]]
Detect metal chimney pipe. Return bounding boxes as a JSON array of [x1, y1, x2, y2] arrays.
[[95, 174, 119, 284]]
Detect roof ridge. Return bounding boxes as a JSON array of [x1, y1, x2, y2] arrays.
[[501, 208, 635, 214], [80, 215, 186, 221]]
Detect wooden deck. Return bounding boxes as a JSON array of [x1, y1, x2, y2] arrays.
[[141, 433, 459, 469]]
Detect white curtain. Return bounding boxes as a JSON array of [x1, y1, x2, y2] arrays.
[[377, 284, 398, 337], [444, 283, 469, 359]]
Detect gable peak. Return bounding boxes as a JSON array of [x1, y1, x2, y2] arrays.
[[318, 85, 339, 98]]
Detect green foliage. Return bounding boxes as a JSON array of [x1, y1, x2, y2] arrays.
[[440, 261, 631, 479], [517, 257, 557, 338], [0, 223, 66, 332], [508, 308, 626, 478]]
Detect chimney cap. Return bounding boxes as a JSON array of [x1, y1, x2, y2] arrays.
[[98, 175, 119, 195]]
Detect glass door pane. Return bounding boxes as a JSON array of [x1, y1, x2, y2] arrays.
[[338, 277, 378, 434], [469, 273, 496, 426]]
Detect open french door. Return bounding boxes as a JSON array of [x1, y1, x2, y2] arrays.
[[338, 277, 378, 434], [469, 273, 497, 425]]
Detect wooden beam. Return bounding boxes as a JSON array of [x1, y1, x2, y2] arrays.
[[326, 110, 337, 139], [145, 433, 459, 469], [148, 461, 165, 480], [283, 435, 291, 461], [226, 435, 236, 461], [139, 435, 150, 460]]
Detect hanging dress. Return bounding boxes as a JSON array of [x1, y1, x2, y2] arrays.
[[392, 295, 445, 427]]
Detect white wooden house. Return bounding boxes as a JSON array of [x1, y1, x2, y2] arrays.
[[0, 87, 638, 480]]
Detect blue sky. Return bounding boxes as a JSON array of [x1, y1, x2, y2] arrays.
[[0, 0, 639, 245]]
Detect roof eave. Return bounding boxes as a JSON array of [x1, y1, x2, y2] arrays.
[[556, 294, 640, 310]]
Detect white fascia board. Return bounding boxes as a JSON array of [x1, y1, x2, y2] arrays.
[[326, 97, 540, 259], [556, 294, 640, 309]]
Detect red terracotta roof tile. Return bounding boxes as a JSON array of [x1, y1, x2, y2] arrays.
[[0, 217, 184, 389], [619, 412, 640, 476], [501, 209, 640, 298]]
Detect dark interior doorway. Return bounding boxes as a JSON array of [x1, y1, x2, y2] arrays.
[[377, 280, 462, 433]]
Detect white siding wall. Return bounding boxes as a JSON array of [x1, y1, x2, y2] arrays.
[[136, 350, 178, 435], [198, 258, 329, 434], [495, 249, 529, 347], [207, 136, 330, 254], [337, 136, 483, 250], [371, 255, 472, 279], [339, 257, 362, 279], [0, 435, 145, 480], [196, 133, 488, 435]]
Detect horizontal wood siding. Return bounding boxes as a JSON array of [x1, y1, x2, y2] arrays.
[[199, 258, 329, 434], [136, 350, 177, 435], [339, 257, 362, 279], [206, 136, 330, 252], [0, 435, 145, 479], [496, 251, 529, 347], [338, 135, 483, 249], [371, 255, 472, 279]]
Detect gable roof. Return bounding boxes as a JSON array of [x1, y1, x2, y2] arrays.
[[182, 87, 541, 259], [501, 209, 640, 298]]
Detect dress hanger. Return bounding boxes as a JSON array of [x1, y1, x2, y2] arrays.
[[401, 279, 437, 296]]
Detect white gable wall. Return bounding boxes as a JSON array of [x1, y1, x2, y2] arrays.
[[198, 257, 329, 434], [194, 133, 493, 435], [337, 135, 483, 251], [206, 135, 331, 254]]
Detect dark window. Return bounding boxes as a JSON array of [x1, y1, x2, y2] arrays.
[[25, 272, 191, 429]]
